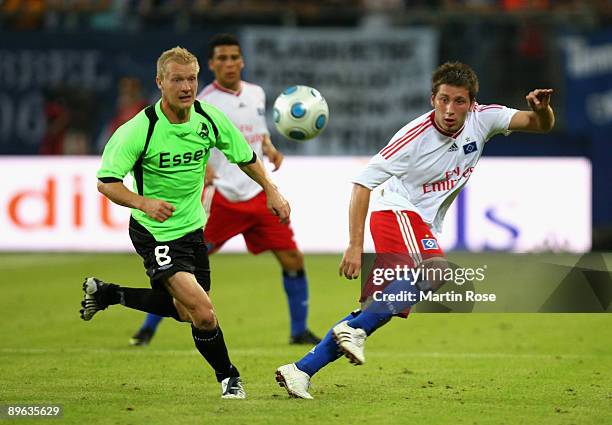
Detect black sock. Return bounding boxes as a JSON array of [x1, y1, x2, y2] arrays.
[[191, 326, 240, 382], [115, 287, 181, 321], [98, 283, 122, 305]]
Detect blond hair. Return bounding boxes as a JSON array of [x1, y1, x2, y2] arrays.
[[156, 46, 200, 79]]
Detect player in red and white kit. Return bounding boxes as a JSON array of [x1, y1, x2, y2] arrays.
[[276, 62, 554, 399], [130, 34, 320, 346]]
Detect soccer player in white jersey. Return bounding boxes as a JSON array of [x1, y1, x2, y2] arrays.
[[276, 62, 555, 399], [131, 34, 320, 347]]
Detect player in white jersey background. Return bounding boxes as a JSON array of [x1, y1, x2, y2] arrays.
[[276, 62, 555, 399], [130, 34, 320, 347]]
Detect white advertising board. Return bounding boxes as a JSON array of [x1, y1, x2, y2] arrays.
[[0, 157, 591, 253]]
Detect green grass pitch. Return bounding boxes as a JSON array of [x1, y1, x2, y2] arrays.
[[1, 253, 610, 424]]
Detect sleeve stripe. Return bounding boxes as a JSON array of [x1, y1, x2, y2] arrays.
[[381, 123, 432, 160], [379, 118, 430, 158], [238, 152, 257, 165], [98, 177, 122, 183], [476, 105, 503, 112]]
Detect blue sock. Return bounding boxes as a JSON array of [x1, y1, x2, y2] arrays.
[[346, 309, 392, 336], [283, 269, 308, 336], [142, 313, 163, 331], [348, 277, 421, 335], [295, 312, 355, 376]]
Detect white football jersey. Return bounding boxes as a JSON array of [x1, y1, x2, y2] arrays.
[[354, 104, 518, 234], [197, 81, 269, 201]]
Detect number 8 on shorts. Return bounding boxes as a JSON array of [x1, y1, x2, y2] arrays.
[[154, 245, 171, 266]]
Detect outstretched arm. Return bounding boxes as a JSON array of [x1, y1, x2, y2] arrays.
[[239, 157, 291, 223], [339, 183, 372, 280], [508, 88, 555, 133], [97, 181, 176, 222]]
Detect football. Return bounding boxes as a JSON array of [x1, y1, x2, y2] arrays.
[[272, 85, 329, 141]]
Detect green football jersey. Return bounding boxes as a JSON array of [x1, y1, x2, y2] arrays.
[[97, 99, 254, 241]]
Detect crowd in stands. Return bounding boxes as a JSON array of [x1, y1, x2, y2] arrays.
[[2, 0, 609, 156], [38, 76, 147, 155], [2, 0, 610, 31]]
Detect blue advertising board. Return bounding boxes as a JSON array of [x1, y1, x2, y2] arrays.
[[562, 29, 612, 133], [0, 31, 216, 154]]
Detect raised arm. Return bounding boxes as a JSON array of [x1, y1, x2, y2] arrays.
[[339, 183, 372, 280], [97, 180, 176, 223], [508, 88, 555, 133], [239, 157, 290, 223]]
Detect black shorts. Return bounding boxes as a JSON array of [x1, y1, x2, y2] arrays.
[[129, 217, 211, 292]]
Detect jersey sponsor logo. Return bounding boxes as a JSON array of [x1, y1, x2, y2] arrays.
[[197, 122, 209, 140], [421, 238, 439, 250], [159, 149, 206, 168], [448, 142, 458, 152], [422, 166, 474, 194], [463, 141, 478, 155], [423, 178, 459, 193]]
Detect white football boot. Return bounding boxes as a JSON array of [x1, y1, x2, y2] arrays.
[[221, 376, 246, 399], [80, 277, 110, 321], [332, 320, 367, 365], [275, 363, 313, 399]]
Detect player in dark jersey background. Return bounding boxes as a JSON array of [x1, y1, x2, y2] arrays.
[[79, 46, 290, 399]]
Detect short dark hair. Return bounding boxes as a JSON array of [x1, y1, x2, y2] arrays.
[[432, 62, 479, 101], [208, 33, 241, 59]]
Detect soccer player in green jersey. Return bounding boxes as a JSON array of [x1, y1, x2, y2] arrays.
[[79, 46, 290, 399]]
